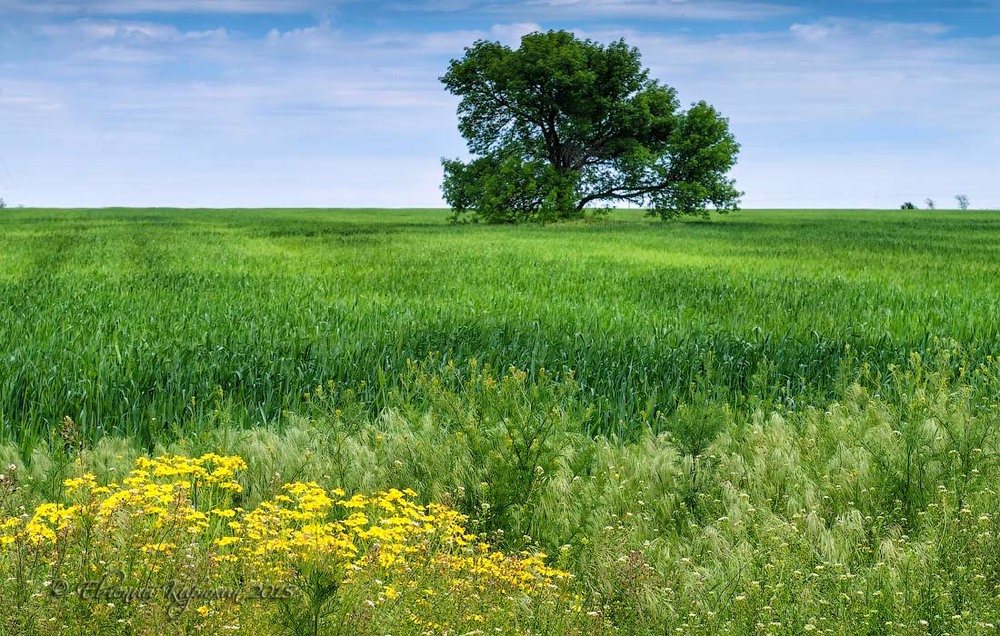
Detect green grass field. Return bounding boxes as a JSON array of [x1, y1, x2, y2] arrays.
[[2, 207, 1000, 634], [3, 207, 1000, 447]]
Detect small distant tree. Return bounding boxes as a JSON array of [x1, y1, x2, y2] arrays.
[[0, 197, 6, 209], [925, 198, 935, 210], [955, 194, 970, 210], [901, 201, 917, 210]]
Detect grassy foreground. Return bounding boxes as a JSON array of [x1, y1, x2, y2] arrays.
[[1, 208, 1000, 634]]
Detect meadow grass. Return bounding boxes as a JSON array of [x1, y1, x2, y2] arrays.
[[2, 207, 999, 448], [2, 207, 1000, 633]]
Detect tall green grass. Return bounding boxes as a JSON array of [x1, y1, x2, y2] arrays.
[[2, 207, 999, 448]]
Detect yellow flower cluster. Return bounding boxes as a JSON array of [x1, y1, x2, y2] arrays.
[[434, 548, 571, 597], [0, 452, 573, 628], [133, 453, 247, 492], [224, 481, 566, 600], [19, 502, 79, 546], [2, 454, 247, 553]]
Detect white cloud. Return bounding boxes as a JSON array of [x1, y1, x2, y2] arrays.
[[0, 0, 319, 14], [488, 22, 543, 46], [789, 18, 951, 43], [392, 0, 797, 20], [265, 18, 335, 46], [504, 0, 795, 20], [42, 19, 228, 43], [367, 22, 543, 56], [0, 84, 64, 112]]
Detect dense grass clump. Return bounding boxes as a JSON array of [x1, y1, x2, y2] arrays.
[[2, 207, 1000, 446]]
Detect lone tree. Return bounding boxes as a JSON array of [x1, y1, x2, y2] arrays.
[[955, 194, 970, 210], [440, 30, 742, 223]]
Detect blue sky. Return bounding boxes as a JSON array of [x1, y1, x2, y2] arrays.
[[1, 0, 998, 209]]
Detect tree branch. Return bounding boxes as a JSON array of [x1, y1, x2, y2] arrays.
[[575, 179, 672, 211]]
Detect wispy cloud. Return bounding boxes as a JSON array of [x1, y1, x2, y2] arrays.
[[518, 0, 796, 20], [788, 17, 951, 42], [0, 82, 64, 112], [41, 19, 228, 42], [394, 0, 797, 20], [0, 0, 319, 14]]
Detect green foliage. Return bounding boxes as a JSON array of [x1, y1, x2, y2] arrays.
[[442, 153, 582, 224], [440, 30, 741, 223], [901, 201, 917, 209], [398, 358, 585, 535]]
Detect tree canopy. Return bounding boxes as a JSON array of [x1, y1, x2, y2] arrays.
[[440, 30, 742, 223]]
